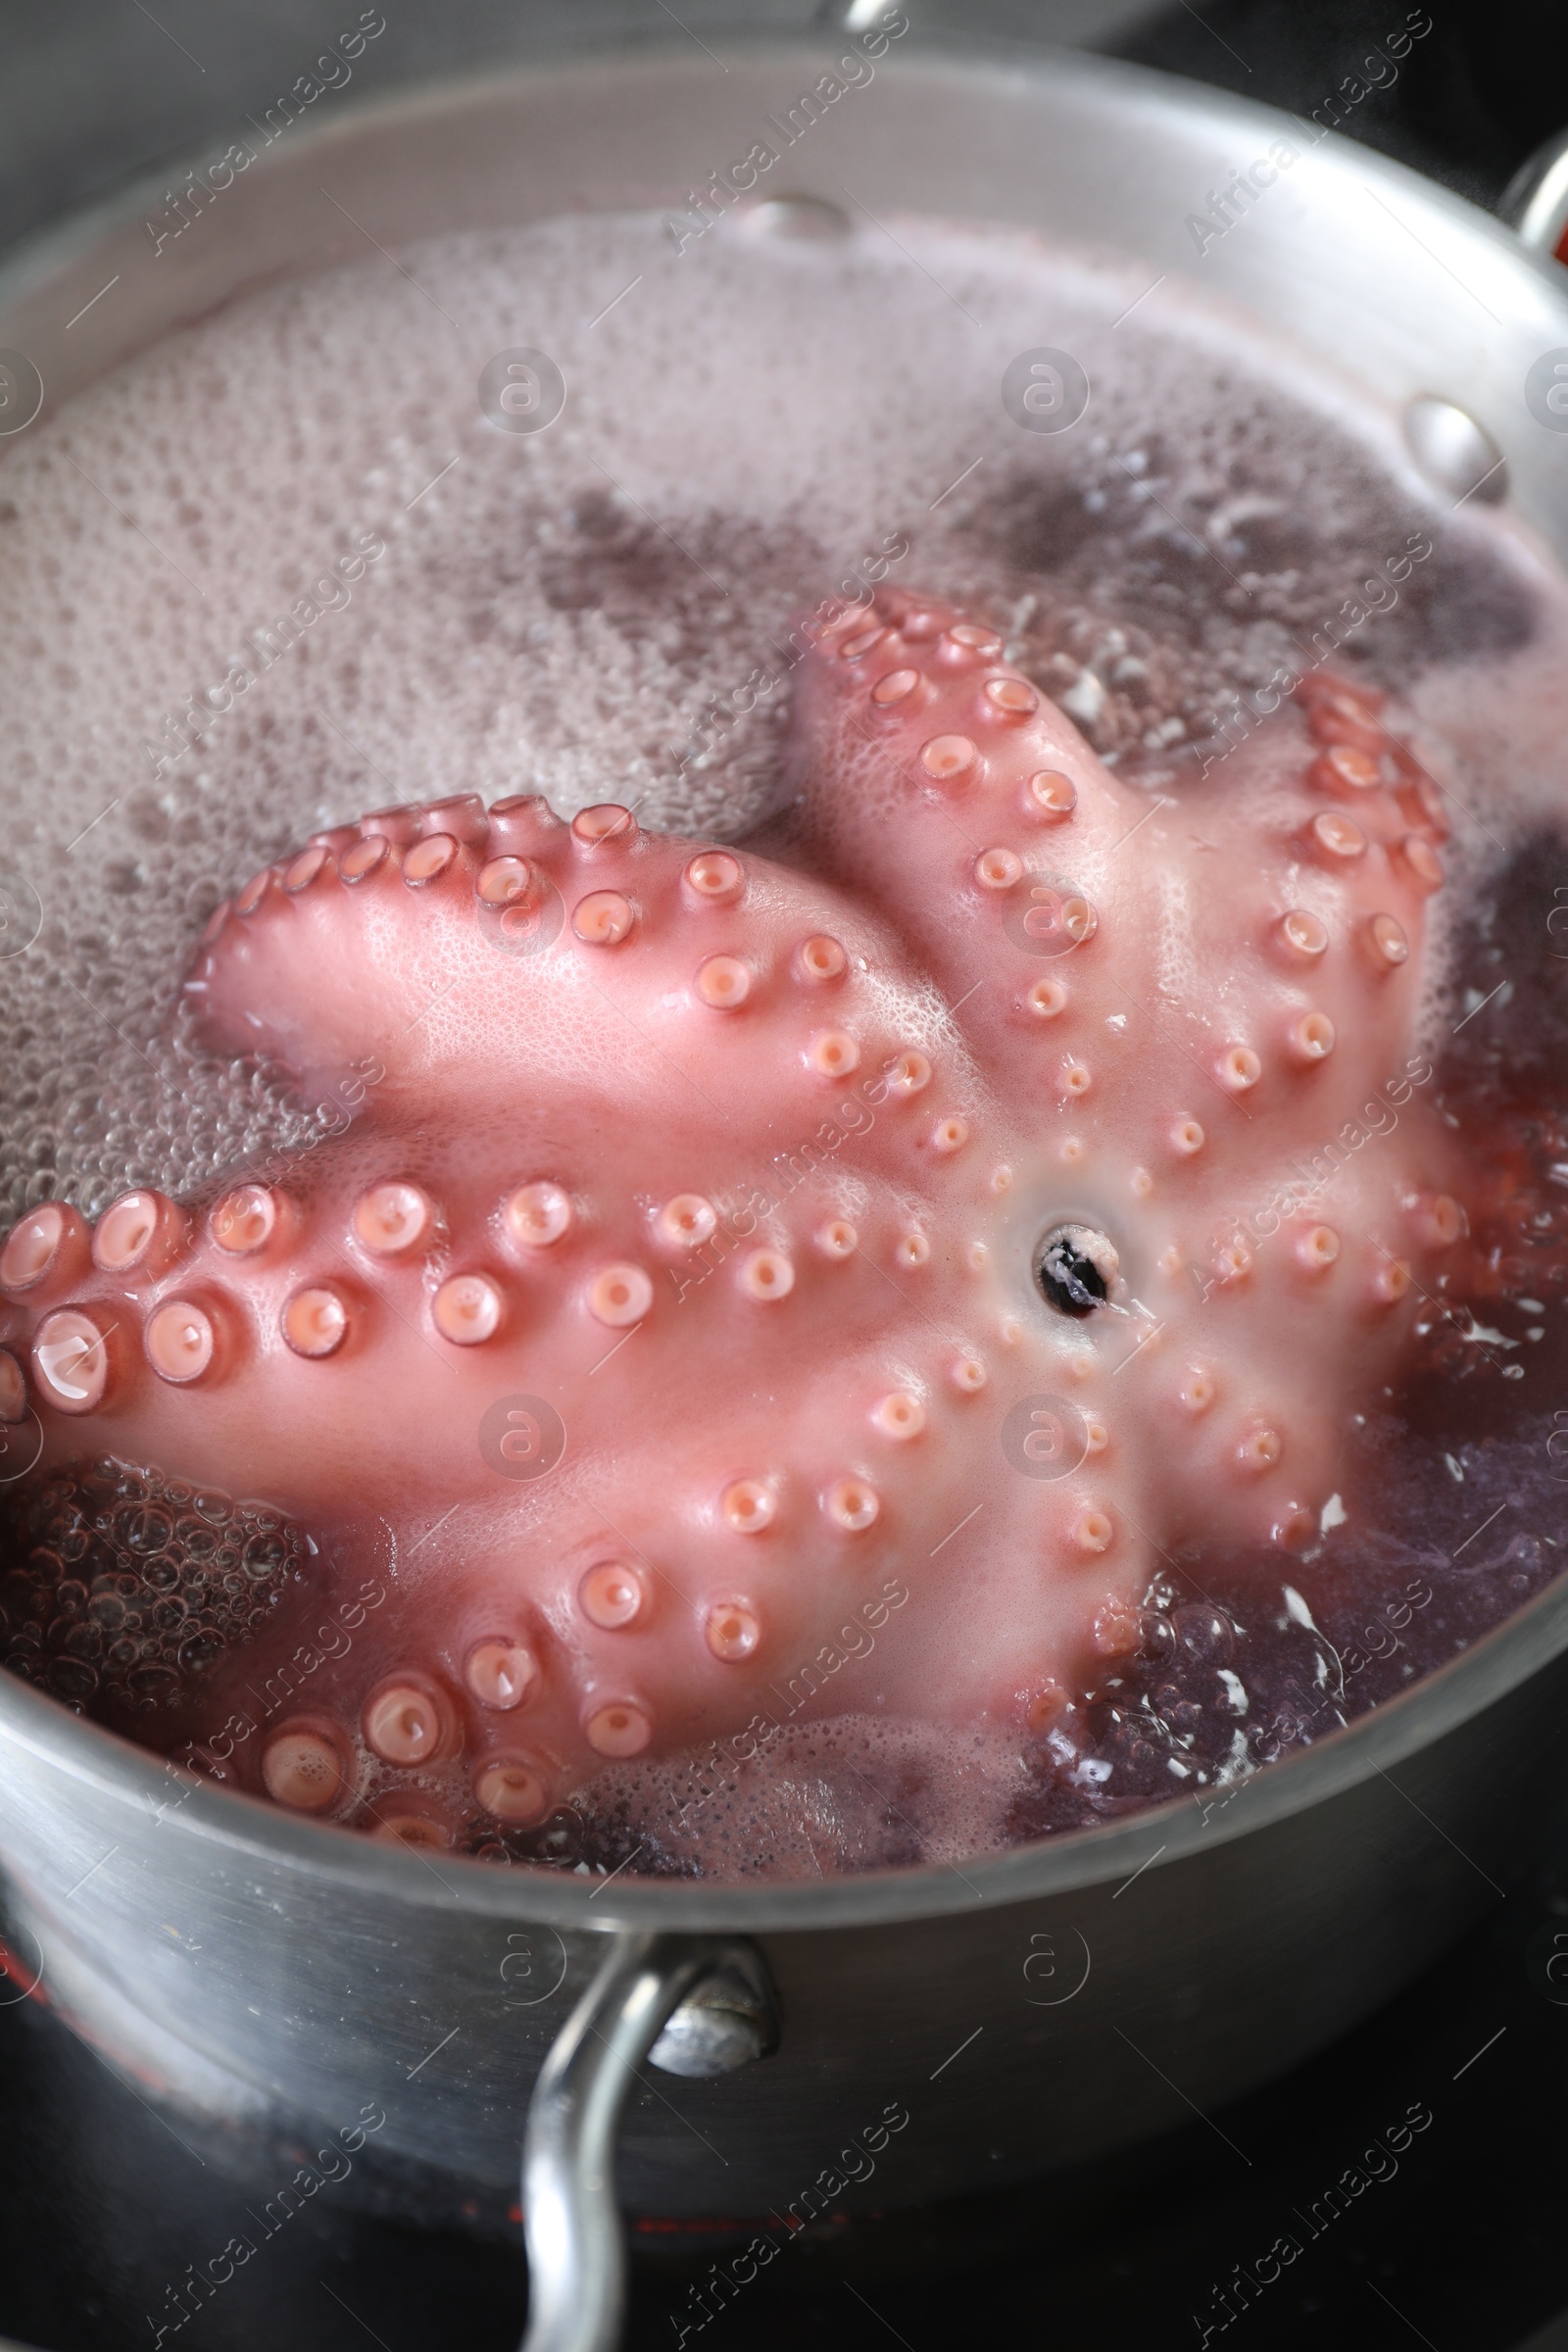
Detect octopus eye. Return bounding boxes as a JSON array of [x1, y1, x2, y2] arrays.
[[1034, 1223, 1119, 1318]]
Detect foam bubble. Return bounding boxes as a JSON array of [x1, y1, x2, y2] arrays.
[[0, 1456, 304, 1715], [469, 1714, 1036, 1881]]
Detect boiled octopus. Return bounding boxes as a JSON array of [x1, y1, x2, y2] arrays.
[[0, 588, 1477, 1849]]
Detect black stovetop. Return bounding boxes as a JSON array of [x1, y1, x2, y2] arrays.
[[1, 1788, 1566, 2352], [0, 2, 1564, 2345]]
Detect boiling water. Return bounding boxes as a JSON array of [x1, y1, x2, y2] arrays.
[[1, 205, 1566, 1878]]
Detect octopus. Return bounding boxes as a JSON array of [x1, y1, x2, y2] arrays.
[[0, 588, 1480, 1852]]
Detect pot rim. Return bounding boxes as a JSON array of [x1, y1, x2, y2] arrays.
[[5, 37, 1568, 433], [1, 34, 1566, 1937]]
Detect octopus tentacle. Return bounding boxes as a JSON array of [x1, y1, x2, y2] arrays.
[[0, 592, 1477, 1847]]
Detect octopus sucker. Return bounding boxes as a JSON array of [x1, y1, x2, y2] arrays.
[[0, 587, 1494, 1853], [0, 1202, 93, 1302]]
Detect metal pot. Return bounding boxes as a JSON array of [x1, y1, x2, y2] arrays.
[[1, 27, 1566, 2352]]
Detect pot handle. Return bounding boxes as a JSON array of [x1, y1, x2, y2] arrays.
[[518, 1932, 777, 2352], [1501, 130, 1568, 261]]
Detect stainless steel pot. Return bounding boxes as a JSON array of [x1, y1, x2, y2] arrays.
[[2, 28, 1567, 2352]]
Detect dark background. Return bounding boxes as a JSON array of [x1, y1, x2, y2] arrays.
[[0, 3, 1565, 2348], [1, 0, 1566, 265]]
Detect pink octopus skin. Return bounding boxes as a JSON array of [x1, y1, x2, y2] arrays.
[[0, 588, 1472, 1838]]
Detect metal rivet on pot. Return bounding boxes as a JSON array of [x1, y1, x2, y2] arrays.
[[1402, 395, 1507, 504], [1502, 130, 1568, 258], [742, 195, 852, 241], [647, 1956, 780, 2078]]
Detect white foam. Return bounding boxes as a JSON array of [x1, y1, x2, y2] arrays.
[[564, 1712, 1035, 1881], [0, 205, 1554, 1231]]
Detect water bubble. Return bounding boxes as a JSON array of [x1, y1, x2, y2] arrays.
[[177, 1629, 223, 1677], [1137, 1611, 1177, 1667], [1, 1457, 303, 1713], [243, 1531, 287, 1580], [1173, 1604, 1235, 1665], [118, 1503, 173, 1554], [48, 1658, 97, 1702], [128, 1663, 179, 1709]]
